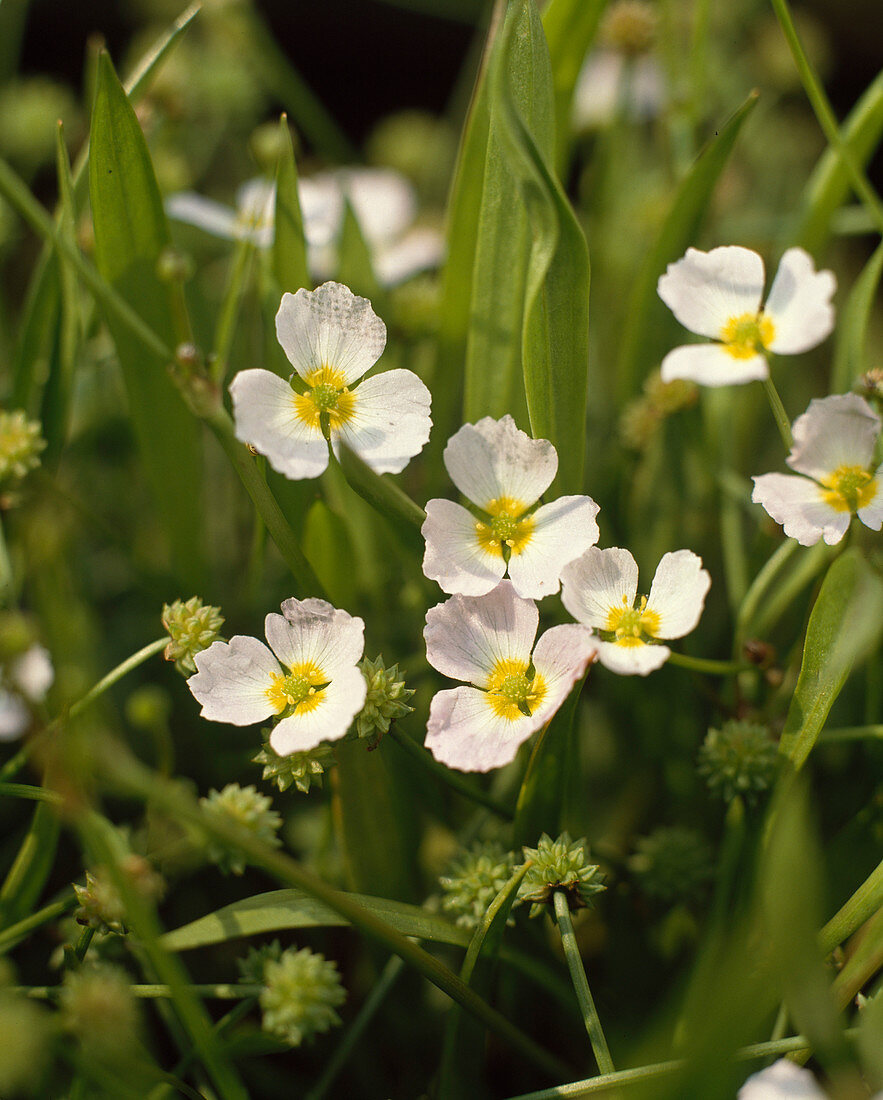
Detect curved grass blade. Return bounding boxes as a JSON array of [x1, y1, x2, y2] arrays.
[[830, 237, 883, 394], [779, 548, 883, 770], [336, 442, 426, 552], [271, 114, 310, 295], [615, 91, 758, 404]]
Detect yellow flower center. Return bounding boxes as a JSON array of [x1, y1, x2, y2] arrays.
[[484, 658, 546, 721], [475, 497, 535, 559], [265, 661, 327, 715], [819, 464, 877, 514], [292, 365, 357, 431], [604, 595, 661, 648], [719, 311, 775, 359]]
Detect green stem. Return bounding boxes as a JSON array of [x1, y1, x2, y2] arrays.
[[388, 724, 514, 819], [69, 638, 167, 721], [202, 406, 326, 598], [73, 925, 94, 963], [665, 652, 750, 676], [769, 0, 883, 237], [20, 983, 264, 1000], [553, 890, 614, 1075], [0, 513, 13, 609], [750, 541, 835, 641], [0, 893, 75, 955], [819, 854, 883, 955], [211, 238, 256, 385], [0, 782, 61, 804], [817, 724, 883, 743], [761, 374, 793, 451], [735, 538, 799, 649]]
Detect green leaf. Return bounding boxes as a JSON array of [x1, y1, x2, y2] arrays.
[[615, 92, 758, 403], [791, 66, 883, 255], [89, 51, 204, 586], [779, 548, 883, 770], [491, 0, 591, 496], [337, 198, 385, 308], [830, 237, 883, 394], [162, 886, 472, 952], [336, 443, 426, 553], [0, 799, 60, 930], [271, 114, 310, 295]]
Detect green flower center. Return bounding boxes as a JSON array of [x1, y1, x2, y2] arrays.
[[604, 595, 661, 648], [719, 311, 775, 359], [820, 464, 877, 513], [310, 382, 341, 412]]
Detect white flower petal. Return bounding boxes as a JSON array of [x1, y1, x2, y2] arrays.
[[858, 462, 883, 531], [506, 496, 601, 599], [298, 174, 345, 248], [342, 167, 417, 246], [646, 550, 711, 639], [595, 639, 671, 676], [373, 226, 445, 287], [764, 248, 836, 354], [752, 472, 850, 546], [424, 581, 538, 687], [443, 416, 557, 509], [230, 368, 329, 480], [425, 686, 539, 772], [188, 637, 280, 725], [269, 600, 365, 678], [275, 282, 387, 386], [233, 178, 275, 247], [737, 1058, 826, 1099], [661, 343, 768, 387], [166, 192, 239, 240], [269, 666, 367, 755], [333, 369, 432, 475], [421, 498, 506, 597], [658, 246, 765, 339], [560, 547, 639, 630], [530, 624, 598, 710], [10, 644, 53, 701], [0, 690, 30, 741], [786, 393, 880, 479]]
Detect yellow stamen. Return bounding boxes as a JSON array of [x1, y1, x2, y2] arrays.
[[819, 465, 877, 514], [604, 594, 661, 647], [265, 660, 327, 715], [474, 496, 535, 558], [292, 364, 357, 431], [484, 657, 546, 721], [719, 311, 775, 360]]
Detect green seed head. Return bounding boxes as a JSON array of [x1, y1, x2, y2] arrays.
[[698, 720, 780, 805], [354, 655, 414, 746], [629, 826, 713, 905], [253, 735, 338, 794], [518, 832, 606, 917], [162, 596, 225, 676], [260, 947, 346, 1047], [439, 841, 519, 930], [199, 783, 282, 876]]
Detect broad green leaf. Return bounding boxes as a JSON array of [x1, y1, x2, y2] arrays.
[[779, 548, 883, 770], [542, 0, 607, 172], [491, 0, 590, 496], [792, 67, 883, 255], [336, 443, 426, 554], [615, 92, 758, 403], [830, 237, 883, 394], [90, 51, 203, 586], [271, 114, 310, 295]]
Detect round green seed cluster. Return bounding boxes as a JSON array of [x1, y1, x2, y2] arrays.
[[602, 0, 658, 55], [0, 409, 46, 487], [354, 655, 415, 746], [60, 963, 142, 1058], [200, 783, 282, 875], [698, 720, 779, 804], [253, 735, 338, 793], [629, 826, 713, 905], [518, 832, 606, 917], [260, 947, 346, 1047], [439, 841, 519, 929], [162, 596, 225, 676]]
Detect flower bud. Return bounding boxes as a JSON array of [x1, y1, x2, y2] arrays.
[[354, 655, 415, 747], [199, 783, 282, 875], [161, 596, 224, 675], [518, 832, 606, 917], [439, 841, 519, 929], [698, 719, 779, 804], [602, 0, 658, 56], [0, 409, 46, 487], [61, 963, 142, 1059], [260, 947, 346, 1046]]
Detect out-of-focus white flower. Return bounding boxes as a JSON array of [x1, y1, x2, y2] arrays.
[[0, 644, 53, 741], [752, 393, 883, 545], [167, 168, 445, 286], [737, 1058, 826, 1098], [658, 246, 835, 386], [424, 581, 597, 772], [187, 597, 366, 756], [422, 416, 600, 599], [573, 49, 665, 132], [561, 547, 710, 676], [230, 281, 432, 480]]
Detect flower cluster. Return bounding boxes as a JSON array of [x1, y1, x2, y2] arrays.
[[162, 596, 225, 676], [253, 736, 338, 794], [199, 783, 282, 875], [259, 947, 346, 1047], [439, 840, 520, 929], [698, 720, 779, 804], [0, 409, 46, 488]]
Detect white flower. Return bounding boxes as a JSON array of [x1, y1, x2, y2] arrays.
[[424, 581, 598, 772], [0, 644, 54, 741], [737, 1059, 826, 1099], [187, 598, 366, 756], [167, 178, 275, 248], [422, 416, 601, 599], [560, 547, 710, 675], [230, 281, 432, 480], [752, 393, 883, 546], [657, 246, 835, 386], [572, 50, 665, 132]]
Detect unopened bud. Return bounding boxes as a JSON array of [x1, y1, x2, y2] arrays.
[[162, 596, 224, 676]]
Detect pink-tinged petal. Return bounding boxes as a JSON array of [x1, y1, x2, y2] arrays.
[[752, 472, 850, 546], [333, 368, 432, 475], [275, 282, 387, 386], [425, 686, 539, 772], [646, 550, 710, 639], [764, 248, 835, 354], [530, 625, 598, 710], [188, 637, 280, 725], [661, 343, 768, 387], [561, 547, 639, 631], [166, 192, 238, 240], [857, 462, 883, 531], [595, 639, 671, 676], [506, 495, 601, 599], [786, 393, 880, 479], [424, 581, 538, 687], [269, 601, 365, 678], [422, 498, 506, 597], [230, 369, 329, 480], [269, 666, 367, 755], [658, 246, 765, 339], [373, 226, 445, 287], [443, 416, 557, 509]]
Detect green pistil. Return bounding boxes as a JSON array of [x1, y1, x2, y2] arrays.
[[835, 468, 873, 511], [613, 608, 644, 639], [496, 673, 534, 716], [281, 673, 313, 706], [310, 382, 341, 411], [491, 514, 519, 544], [729, 318, 762, 348]]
